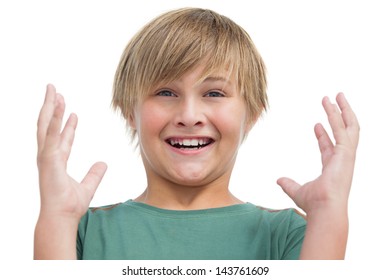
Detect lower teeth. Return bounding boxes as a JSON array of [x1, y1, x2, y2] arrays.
[[180, 146, 201, 150], [170, 143, 210, 149]]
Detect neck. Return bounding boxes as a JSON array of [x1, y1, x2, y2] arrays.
[[134, 179, 243, 210]]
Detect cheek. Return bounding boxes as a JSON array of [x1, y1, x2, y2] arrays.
[[136, 103, 167, 138], [212, 104, 248, 141]]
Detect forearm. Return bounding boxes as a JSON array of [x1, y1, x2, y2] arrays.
[[299, 206, 348, 260], [34, 214, 79, 260]]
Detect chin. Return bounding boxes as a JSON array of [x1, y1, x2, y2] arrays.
[[170, 172, 213, 187]]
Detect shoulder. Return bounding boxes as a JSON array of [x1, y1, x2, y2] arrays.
[[79, 202, 125, 228], [90, 202, 123, 213], [256, 205, 306, 219], [253, 205, 307, 229], [79, 200, 155, 226]]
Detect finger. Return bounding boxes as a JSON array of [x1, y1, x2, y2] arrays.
[[60, 113, 78, 161], [277, 177, 301, 200], [81, 162, 108, 198], [336, 92, 359, 129], [314, 123, 334, 166], [336, 92, 360, 147], [322, 96, 348, 145], [44, 93, 66, 148], [37, 84, 57, 152]]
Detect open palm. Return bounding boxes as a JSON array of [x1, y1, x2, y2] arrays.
[[37, 84, 107, 219], [277, 93, 359, 215]]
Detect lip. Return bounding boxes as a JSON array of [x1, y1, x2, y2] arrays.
[[164, 136, 215, 155]]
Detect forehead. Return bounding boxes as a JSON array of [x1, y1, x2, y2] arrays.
[[159, 61, 237, 90]]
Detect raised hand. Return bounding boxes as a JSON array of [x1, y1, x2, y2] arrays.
[[35, 84, 107, 259], [277, 93, 359, 214], [277, 93, 359, 259], [36, 84, 107, 219]]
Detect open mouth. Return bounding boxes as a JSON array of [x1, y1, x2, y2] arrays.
[[166, 137, 214, 150]]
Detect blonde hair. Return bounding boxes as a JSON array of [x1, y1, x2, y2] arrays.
[[112, 8, 268, 140]]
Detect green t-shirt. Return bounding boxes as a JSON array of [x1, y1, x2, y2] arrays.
[[77, 200, 306, 260]]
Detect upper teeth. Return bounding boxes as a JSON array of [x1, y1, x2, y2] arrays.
[[169, 138, 209, 146]]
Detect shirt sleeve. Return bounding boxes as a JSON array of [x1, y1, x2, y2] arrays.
[[266, 208, 306, 260], [281, 209, 306, 260], [76, 211, 90, 260]]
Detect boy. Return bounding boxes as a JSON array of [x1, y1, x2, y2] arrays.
[[34, 8, 359, 259]]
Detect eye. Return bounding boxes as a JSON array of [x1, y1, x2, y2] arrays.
[[156, 90, 177, 97], [204, 91, 225, 97]]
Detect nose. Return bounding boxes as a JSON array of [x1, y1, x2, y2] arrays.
[[173, 96, 205, 128]]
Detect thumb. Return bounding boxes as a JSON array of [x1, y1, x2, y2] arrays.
[[277, 177, 301, 200], [81, 162, 107, 197]]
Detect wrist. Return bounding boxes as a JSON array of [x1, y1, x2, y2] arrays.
[[34, 213, 80, 260], [300, 204, 349, 259], [35, 211, 81, 248], [305, 199, 348, 218], [38, 202, 86, 221], [37, 211, 81, 228], [306, 203, 349, 231]]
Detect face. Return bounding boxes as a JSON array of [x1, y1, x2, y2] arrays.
[[130, 64, 253, 189]]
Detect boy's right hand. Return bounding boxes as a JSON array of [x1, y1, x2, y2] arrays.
[[37, 84, 107, 220]]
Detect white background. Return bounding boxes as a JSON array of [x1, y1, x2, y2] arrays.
[[0, 0, 389, 275]]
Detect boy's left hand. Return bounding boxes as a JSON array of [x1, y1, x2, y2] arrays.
[[277, 93, 359, 215]]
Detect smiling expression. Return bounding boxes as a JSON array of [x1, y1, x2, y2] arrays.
[[130, 64, 253, 189]]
